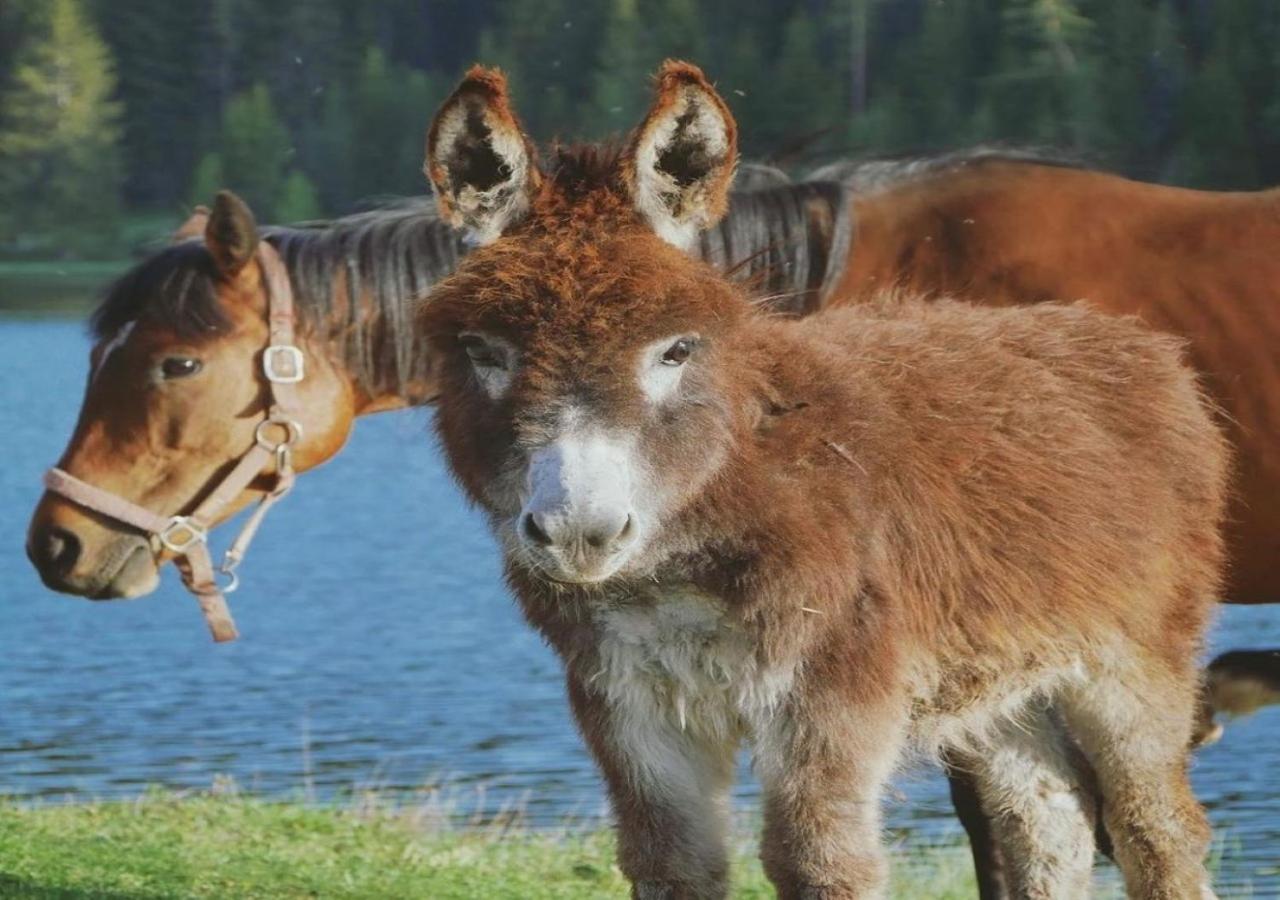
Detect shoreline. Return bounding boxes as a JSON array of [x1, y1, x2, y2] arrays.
[[0, 791, 979, 899]]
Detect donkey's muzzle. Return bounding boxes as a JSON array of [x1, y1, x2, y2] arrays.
[[521, 431, 640, 583]]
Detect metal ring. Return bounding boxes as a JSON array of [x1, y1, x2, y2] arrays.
[[254, 417, 304, 451]]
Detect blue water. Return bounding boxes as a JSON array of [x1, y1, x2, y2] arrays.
[[1, 318, 1277, 894]]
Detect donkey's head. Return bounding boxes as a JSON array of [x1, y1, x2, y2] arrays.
[[422, 63, 749, 585], [27, 192, 358, 600]]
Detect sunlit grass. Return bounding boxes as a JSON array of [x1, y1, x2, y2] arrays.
[[0, 788, 978, 899]]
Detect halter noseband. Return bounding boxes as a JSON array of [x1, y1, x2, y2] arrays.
[[42, 241, 305, 643]]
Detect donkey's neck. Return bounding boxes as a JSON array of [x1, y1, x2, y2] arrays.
[[265, 205, 466, 413]]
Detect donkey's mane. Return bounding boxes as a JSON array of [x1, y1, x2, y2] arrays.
[[91, 200, 465, 397], [545, 142, 629, 197], [807, 145, 1085, 196]]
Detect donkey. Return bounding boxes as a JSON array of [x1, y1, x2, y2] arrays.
[[418, 62, 1229, 900]]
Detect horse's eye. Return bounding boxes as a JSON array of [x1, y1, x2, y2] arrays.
[[661, 338, 695, 367], [159, 357, 203, 379], [461, 335, 505, 370]]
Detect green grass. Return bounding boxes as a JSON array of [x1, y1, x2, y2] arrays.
[[0, 791, 978, 899]]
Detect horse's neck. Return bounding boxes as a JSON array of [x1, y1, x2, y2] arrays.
[[701, 182, 849, 316], [269, 210, 462, 415]]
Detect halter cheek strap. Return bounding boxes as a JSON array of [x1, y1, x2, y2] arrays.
[[42, 241, 305, 643]]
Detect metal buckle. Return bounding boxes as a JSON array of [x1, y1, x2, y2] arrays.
[[158, 516, 207, 554], [262, 345, 304, 383], [254, 417, 303, 451]]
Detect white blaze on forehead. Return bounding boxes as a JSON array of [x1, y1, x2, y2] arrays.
[[638, 333, 694, 405], [92, 320, 135, 381], [525, 427, 635, 534]]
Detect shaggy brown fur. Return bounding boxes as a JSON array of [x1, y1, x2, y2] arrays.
[[420, 62, 1230, 899]]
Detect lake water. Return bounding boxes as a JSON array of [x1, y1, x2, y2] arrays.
[[1, 315, 1277, 895]]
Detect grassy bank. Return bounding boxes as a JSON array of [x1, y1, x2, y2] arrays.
[[0, 792, 977, 899], [0, 260, 131, 316]]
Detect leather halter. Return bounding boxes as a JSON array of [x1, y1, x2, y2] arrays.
[[42, 241, 305, 643]]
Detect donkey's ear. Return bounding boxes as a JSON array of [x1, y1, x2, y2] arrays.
[[205, 191, 259, 277], [623, 61, 738, 250], [425, 66, 540, 245], [172, 205, 210, 242]]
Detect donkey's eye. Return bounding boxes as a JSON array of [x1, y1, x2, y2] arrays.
[[661, 338, 696, 366], [159, 357, 203, 379], [460, 335, 505, 370]]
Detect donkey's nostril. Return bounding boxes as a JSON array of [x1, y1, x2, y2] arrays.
[[584, 513, 632, 550], [30, 525, 81, 577], [522, 513, 554, 547]]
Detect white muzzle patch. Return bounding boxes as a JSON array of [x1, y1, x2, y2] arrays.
[[521, 429, 639, 581]]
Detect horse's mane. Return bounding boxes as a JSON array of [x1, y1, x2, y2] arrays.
[[264, 200, 464, 396], [89, 146, 1080, 399], [91, 200, 465, 397], [806, 145, 1086, 195], [700, 180, 851, 316]]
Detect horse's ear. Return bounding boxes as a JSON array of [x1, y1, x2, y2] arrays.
[[205, 191, 259, 277], [623, 61, 738, 250], [425, 65, 540, 245], [172, 205, 210, 242]]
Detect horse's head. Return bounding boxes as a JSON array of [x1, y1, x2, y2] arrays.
[[421, 62, 750, 585], [28, 192, 360, 600]]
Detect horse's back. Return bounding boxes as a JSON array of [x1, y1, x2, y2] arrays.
[[830, 162, 1280, 603]]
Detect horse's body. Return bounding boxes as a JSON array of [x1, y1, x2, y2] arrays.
[[419, 62, 1228, 899], [823, 158, 1280, 605]]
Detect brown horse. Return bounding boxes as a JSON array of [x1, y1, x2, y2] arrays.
[[419, 61, 1228, 900], [814, 154, 1280, 608], [25, 196, 459, 602]]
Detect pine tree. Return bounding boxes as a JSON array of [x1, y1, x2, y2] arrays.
[[0, 0, 123, 250], [90, 0, 217, 209], [1173, 47, 1257, 188], [217, 84, 292, 220], [589, 0, 651, 137], [188, 152, 224, 210], [977, 0, 1102, 148], [276, 170, 322, 222], [345, 48, 444, 204], [763, 10, 839, 157]]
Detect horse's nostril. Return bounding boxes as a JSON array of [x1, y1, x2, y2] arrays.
[[33, 526, 81, 576], [522, 513, 554, 547]]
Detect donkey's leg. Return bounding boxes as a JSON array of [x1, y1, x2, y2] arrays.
[[964, 709, 1098, 900], [943, 755, 1011, 900], [756, 701, 906, 900], [567, 676, 737, 900], [1061, 662, 1215, 900]]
